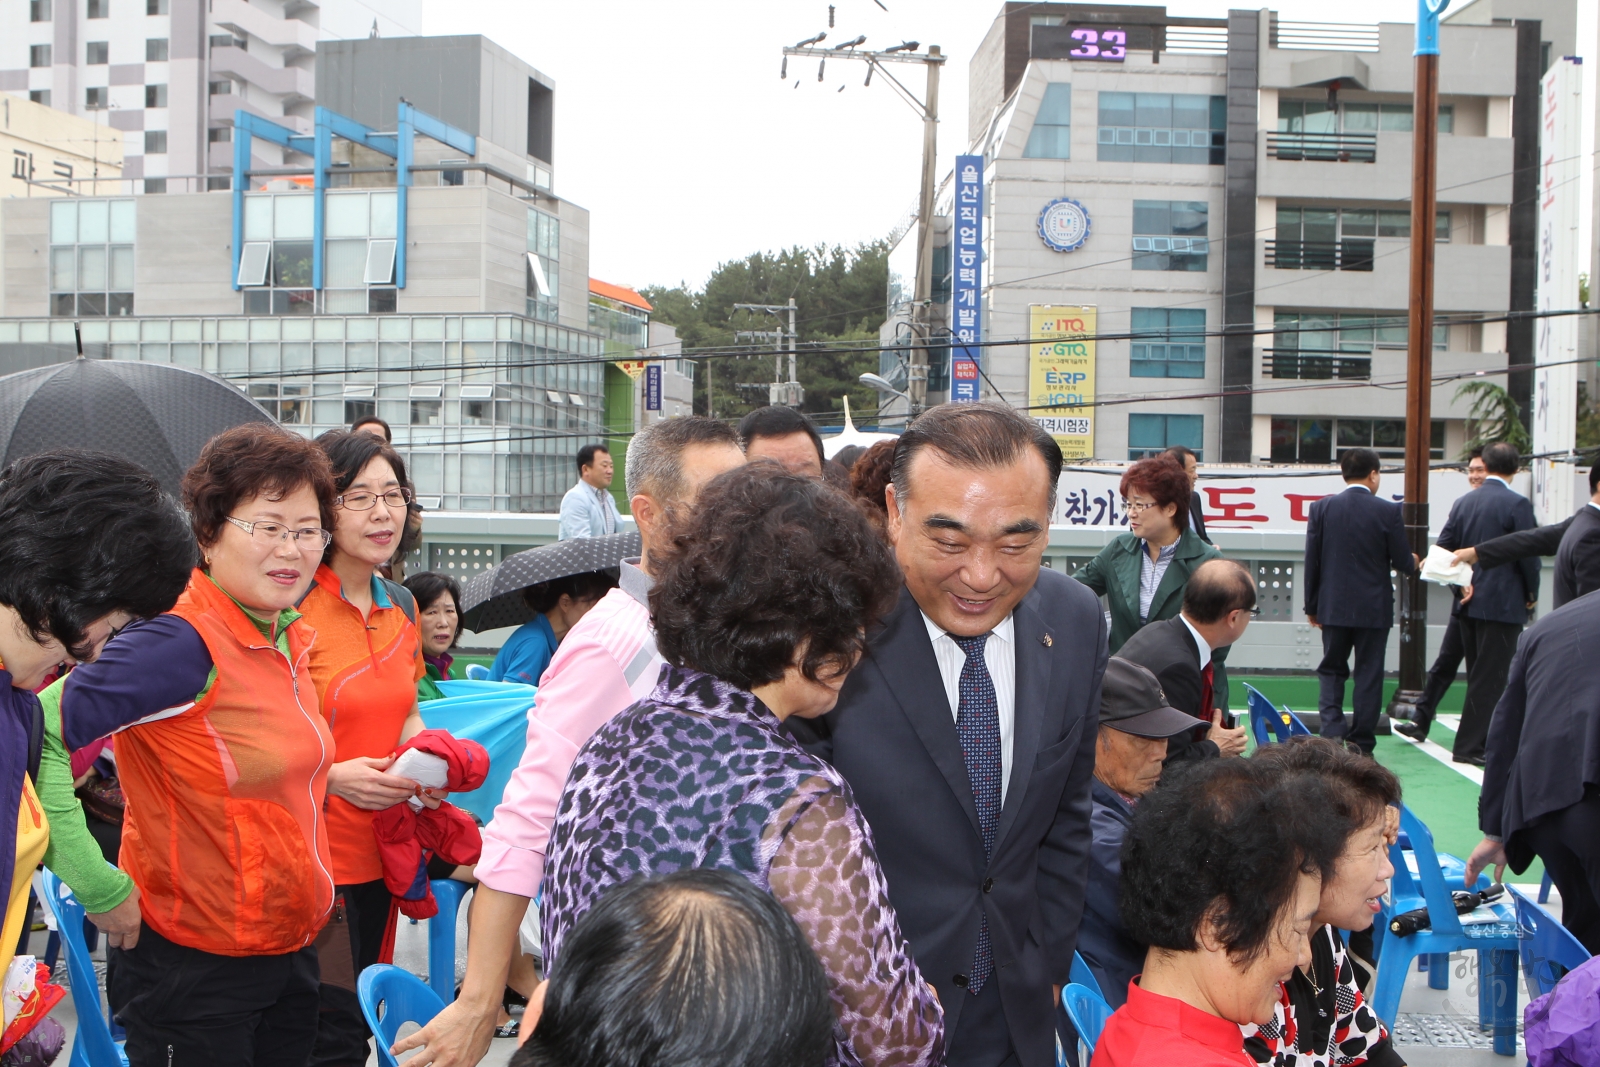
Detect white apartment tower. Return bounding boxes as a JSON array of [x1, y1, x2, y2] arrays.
[[1, 0, 421, 193]]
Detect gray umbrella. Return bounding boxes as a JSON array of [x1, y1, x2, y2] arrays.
[[461, 531, 641, 632], [0, 357, 273, 497]]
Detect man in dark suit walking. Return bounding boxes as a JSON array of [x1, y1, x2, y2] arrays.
[[1303, 447, 1419, 754], [1448, 463, 1600, 610], [788, 403, 1106, 1067], [1436, 441, 1538, 765], [1163, 445, 1210, 543], [1116, 558, 1254, 762]]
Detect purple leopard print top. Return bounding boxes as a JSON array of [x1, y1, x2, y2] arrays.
[[542, 665, 945, 1067]]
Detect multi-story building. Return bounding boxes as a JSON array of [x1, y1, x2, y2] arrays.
[[0, 34, 668, 524], [2, 92, 122, 197], [920, 3, 1553, 464], [0, 0, 420, 195]]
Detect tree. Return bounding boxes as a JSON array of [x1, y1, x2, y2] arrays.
[[1455, 379, 1532, 456], [642, 241, 888, 428]]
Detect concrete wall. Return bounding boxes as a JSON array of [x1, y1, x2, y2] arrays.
[[133, 191, 237, 315], [0, 199, 49, 319], [399, 186, 491, 313]]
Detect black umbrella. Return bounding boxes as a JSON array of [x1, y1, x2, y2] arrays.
[[0, 357, 273, 497], [461, 531, 641, 632]]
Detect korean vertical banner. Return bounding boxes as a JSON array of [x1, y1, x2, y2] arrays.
[[1532, 58, 1581, 524], [1029, 305, 1096, 459], [644, 364, 662, 411], [950, 155, 983, 402]]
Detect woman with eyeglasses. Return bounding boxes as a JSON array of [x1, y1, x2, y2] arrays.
[[299, 430, 434, 1067], [58, 424, 340, 1067]]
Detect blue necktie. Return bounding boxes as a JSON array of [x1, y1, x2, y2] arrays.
[[952, 632, 1000, 994]]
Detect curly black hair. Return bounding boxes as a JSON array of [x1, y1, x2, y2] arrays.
[[1250, 737, 1401, 880], [1119, 757, 1342, 964], [649, 462, 901, 690], [0, 449, 195, 654]]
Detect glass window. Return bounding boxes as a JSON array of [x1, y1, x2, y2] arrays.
[[364, 239, 396, 284], [87, 0, 106, 16], [274, 195, 313, 240], [243, 196, 272, 241], [370, 192, 397, 239], [144, 84, 166, 108], [50, 199, 135, 317], [30, 90, 50, 107], [1099, 92, 1224, 164], [85, 87, 108, 109], [143, 130, 166, 154], [1132, 200, 1207, 271], [146, 37, 167, 62], [325, 193, 368, 238], [30, 0, 51, 21], [86, 41, 109, 63], [29, 44, 51, 67], [1438, 105, 1454, 133], [324, 240, 366, 288], [1130, 308, 1205, 378], [1023, 83, 1072, 159], [272, 241, 313, 287], [410, 400, 442, 426], [1128, 413, 1203, 460], [50, 200, 77, 244]]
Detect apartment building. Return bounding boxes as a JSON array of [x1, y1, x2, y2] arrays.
[[932, 2, 1556, 464], [0, 0, 420, 194], [0, 35, 670, 521]]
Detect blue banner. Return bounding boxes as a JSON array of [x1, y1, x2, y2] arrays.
[[645, 364, 661, 411], [950, 155, 983, 402]]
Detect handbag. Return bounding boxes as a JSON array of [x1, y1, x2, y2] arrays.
[[313, 895, 358, 993], [74, 775, 124, 827]]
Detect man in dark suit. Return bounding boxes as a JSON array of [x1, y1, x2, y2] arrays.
[[1448, 463, 1600, 610], [1163, 445, 1210, 543], [1467, 585, 1600, 952], [1435, 441, 1538, 765], [1302, 447, 1419, 754], [1116, 558, 1255, 762], [788, 403, 1106, 1067]]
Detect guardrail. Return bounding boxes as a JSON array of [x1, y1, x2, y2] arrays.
[[1265, 239, 1375, 271], [1270, 19, 1381, 51], [1266, 131, 1377, 163], [1261, 350, 1373, 380]]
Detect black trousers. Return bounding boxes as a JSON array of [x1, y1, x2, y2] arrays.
[[946, 977, 1020, 1067], [1455, 616, 1522, 762], [108, 922, 319, 1067], [1411, 614, 1469, 730], [1521, 792, 1600, 955], [310, 879, 394, 1067], [1317, 625, 1390, 754]]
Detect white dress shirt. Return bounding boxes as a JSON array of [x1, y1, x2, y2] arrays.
[[1178, 613, 1213, 670], [923, 611, 1016, 805]]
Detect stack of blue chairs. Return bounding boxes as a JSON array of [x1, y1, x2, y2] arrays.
[[1055, 953, 1110, 1067], [37, 869, 128, 1067]]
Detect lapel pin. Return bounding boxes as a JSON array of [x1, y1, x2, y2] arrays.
[[1041, 633, 1053, 647]]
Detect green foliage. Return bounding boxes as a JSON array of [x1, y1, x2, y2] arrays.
[[1454, 379, 1531, 456], [1576, 382, 1600, 455], [642, 242, 888, 426]]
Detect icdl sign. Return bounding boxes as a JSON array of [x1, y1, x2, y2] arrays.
[[1038, 198, 1091, 252]]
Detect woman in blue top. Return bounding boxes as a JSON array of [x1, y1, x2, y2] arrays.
[[487, 571, 616, 686]]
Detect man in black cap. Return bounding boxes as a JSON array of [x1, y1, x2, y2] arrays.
[[1074, 658, 1208, 1008]]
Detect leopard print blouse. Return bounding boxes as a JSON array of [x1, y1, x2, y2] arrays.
[[541, 665, 945, 1067]]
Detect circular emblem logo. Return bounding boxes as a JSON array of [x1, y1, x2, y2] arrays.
[[1038, 197, 1091, 252]]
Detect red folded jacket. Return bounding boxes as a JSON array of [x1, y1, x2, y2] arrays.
[[372, 729, 489, 920]]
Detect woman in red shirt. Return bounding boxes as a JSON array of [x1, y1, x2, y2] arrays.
[[1094, 758, 1332, 1067], [299, 431, 429, 1067]]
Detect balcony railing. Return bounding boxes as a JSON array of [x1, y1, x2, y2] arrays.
[[1264, 239, 1375, 271], [1266, 131, 1377, 163], [1262, 350, 1373, 380]]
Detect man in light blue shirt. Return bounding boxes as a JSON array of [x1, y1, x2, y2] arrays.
[[559, 444, 621, 540]]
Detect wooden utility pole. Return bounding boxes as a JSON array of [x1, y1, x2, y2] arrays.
[[1392, 0, 1450, 719]]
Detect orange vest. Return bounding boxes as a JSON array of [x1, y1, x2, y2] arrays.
[[116, 570, 335, 957], [300, 566, 424, 885]]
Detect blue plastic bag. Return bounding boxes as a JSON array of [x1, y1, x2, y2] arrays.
[[416, 679, 537, 825], [1525, 953, 1600, 1067]]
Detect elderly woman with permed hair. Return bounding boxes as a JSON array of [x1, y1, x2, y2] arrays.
[[539, 462, 944, 1067]]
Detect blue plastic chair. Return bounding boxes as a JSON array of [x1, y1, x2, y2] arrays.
[[1244, 683, 1312, 747], [1060, 983, 1114, 1065], [38, 869, 128, 1067], [358, 964, 446, 1067], [1370, 807, 1522, 1055], [426, 878, 469, 1003], [1070, 951, 1103, 1000], [1055, 953, 1107, 1067], [1509, 884, 1591, 997], [1539, 869, 1554, 904]]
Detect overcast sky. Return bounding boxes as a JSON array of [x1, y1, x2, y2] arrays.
[[419, 0, 1595, 293]]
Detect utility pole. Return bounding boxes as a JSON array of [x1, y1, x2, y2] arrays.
[[734, 302, 803, 407], [782, 35, 945, 414], [1391, 0, 1451, 723]]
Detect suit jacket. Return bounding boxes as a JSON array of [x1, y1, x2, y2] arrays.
[[1188, 492, 1211, 544], [1075, 527, 1220, 654], [1114, 615, 1220, 762], [787, 570, 1107, 1067], [1554, 506, 1600, 609], [1303, 485, 1416, 628], [1480, 588, 1600, 872], [1436, 479, 1538, 625], [557, 480, 621, 540], [1474, 516, 1569, 572]]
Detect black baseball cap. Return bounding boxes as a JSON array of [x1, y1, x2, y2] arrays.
[[1099, 658, 1208, 739]]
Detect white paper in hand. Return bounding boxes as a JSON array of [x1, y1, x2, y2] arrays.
[[391, 748, 449, 811], [1421, 543, 1473, 586]]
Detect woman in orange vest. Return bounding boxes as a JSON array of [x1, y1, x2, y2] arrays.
[[300, 431, 432, 1067], [59, 425, 340, 1067]]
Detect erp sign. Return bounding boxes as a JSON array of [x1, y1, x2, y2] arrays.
[[645, 364, 661, 411], [950, 154, 983, 403]]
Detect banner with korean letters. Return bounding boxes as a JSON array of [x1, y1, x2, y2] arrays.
[[1029, 305, 1096, 460], [950, 155, 983, 402]]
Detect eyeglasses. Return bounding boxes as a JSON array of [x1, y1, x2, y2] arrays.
[[1122, 499, 1161, 515], [226, 515, 332, 548], [335, 487, 413, 511]]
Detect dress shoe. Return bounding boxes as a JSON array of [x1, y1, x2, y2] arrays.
[[1453, 754, 1486, 767], [1393, 720, 1430, 743]]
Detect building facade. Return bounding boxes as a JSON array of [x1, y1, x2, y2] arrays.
[[940, 3, 1550, 464], [2, 92, 122, 197], [0, 0, 421, 194], [0, 35, 669, 516]]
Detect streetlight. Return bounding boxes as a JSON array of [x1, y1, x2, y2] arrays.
[[859, 372, 907, 399]]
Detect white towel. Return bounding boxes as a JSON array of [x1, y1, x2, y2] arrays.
[[1421, 543, 1473, 586]]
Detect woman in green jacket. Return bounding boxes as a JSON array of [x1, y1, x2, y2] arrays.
[[1075, 453, 1226, 685]]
